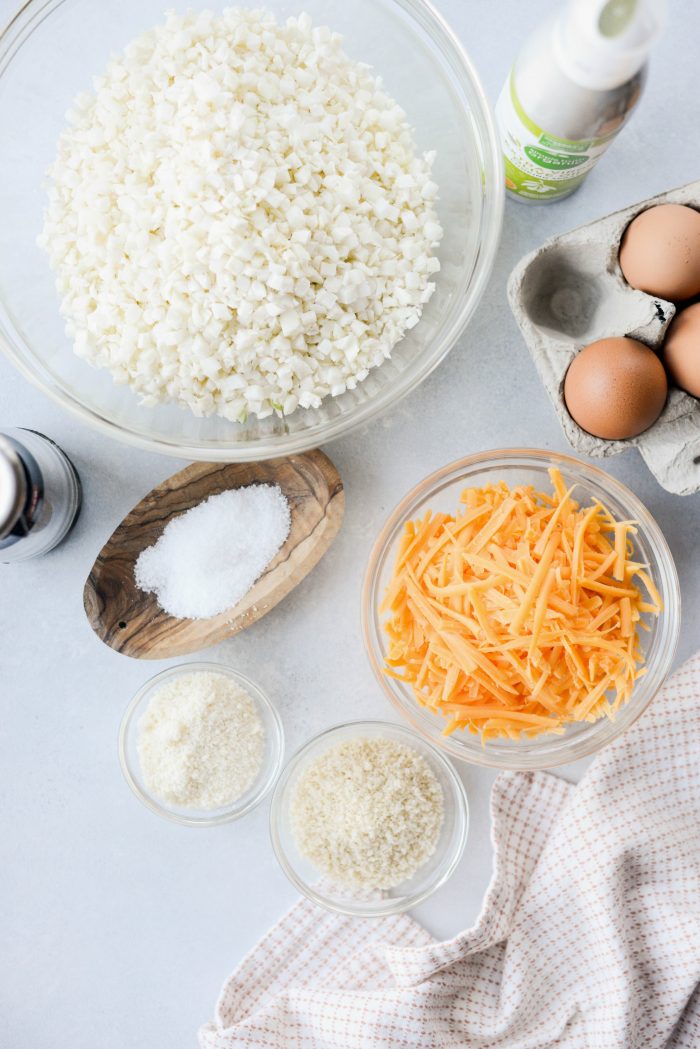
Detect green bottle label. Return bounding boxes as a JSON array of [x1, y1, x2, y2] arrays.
[[523, 146, 589, 170], [496, 71, 617, 201]]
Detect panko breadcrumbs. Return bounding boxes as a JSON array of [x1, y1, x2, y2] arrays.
[[290, 736, 444, 889]]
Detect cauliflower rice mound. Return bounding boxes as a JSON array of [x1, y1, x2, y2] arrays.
[[39, 8, 443, 422]]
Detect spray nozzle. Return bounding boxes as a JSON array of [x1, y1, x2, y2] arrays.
[[554, 0, 667, 90]]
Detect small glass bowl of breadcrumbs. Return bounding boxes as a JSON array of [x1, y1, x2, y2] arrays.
[[269, 721, 469, 916], [119, 662, 284, 826]]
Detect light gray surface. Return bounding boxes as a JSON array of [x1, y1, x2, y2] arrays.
[[1, 1, 698, 1047]]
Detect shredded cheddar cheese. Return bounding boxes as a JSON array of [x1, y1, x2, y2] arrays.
[[381, 469, 662, 742]]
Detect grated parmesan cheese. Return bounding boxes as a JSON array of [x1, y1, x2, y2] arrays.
[[137, 670, 265, 810], [290, 737, 444, 889], [39, 8, 443, 422]]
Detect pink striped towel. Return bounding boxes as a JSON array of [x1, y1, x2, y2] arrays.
[[200, 651, 700, 1048]]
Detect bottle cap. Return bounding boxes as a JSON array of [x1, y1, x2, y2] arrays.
[[554, 0, 666, 91], [0, 436, 28, 542]]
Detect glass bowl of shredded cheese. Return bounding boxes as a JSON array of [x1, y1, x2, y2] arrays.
[[362, 449, 681, 770], [269, 720, 469, 916], [0, 0, 502, 461], [119, 662, 284, 826]]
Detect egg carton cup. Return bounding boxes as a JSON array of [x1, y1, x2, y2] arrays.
[[508, 179, 700, 496]]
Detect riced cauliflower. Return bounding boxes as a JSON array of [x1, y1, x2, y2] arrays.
[[39, 8, 443, 421]]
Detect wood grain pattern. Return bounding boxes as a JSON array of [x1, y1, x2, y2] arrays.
[[84, 449, 344, 660]]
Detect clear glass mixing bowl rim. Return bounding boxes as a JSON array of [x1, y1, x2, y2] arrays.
[[0, 0, 504, 461], [361, 447, 682, 771]]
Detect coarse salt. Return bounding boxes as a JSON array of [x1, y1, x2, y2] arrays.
[[135, 484, 291, 619]]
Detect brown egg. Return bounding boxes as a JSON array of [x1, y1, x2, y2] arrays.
[[663, 302, 700, 399], [564, 336, 667, 440], [619, 203, 700, 301]]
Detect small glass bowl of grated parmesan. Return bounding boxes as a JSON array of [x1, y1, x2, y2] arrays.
[[119, 662, 284, 826], [269, 721, 468, 916]]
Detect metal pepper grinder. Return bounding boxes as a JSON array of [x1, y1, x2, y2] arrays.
[[0, 428, 82, 563]]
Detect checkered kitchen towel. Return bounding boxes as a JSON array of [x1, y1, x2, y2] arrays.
[[200, 651, 700, 1048]]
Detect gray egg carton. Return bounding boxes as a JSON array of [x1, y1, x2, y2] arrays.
[[508, 179, 700, 496]]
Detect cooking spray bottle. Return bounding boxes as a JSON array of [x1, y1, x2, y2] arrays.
[[496, 0, 666, 203]]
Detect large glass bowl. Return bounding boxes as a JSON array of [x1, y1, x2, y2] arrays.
[[0, 0, 503, 460], [362, 449, 681, 770]]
